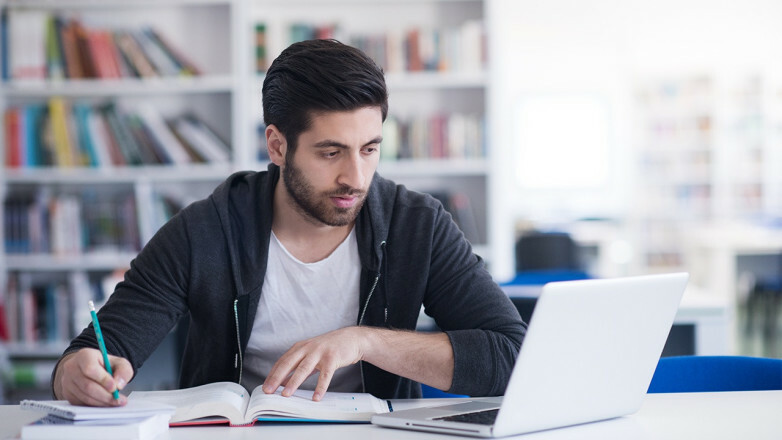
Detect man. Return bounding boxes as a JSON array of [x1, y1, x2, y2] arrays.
[[52, 39, 526, 407]]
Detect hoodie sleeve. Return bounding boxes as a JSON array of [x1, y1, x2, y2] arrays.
[[58, 208, 193, 376], [423, 203, 527, 397]]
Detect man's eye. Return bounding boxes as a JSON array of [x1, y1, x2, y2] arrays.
[[323, 151, 339, 158]]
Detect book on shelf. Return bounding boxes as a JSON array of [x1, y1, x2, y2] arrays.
[[284, 22, 486, 74], [170, 114, 231, 163], [20, 399, 175, 440], [4, 107, 22, 168], [379, 113, 485, 161], [2, 271, 125, 347], [4, 11, 200, 81], [4, 101, 228, 169], [47, 97, 78, 167], [44, 14, 64, 80], [128, 381, 391, 426], [255, 23, 267, 73], [1, 8, 8, 80], [3, 189, 140, 257], [7, 9, 47, 81], [145, 27, 201, 76], [136, 104, 193, 165]]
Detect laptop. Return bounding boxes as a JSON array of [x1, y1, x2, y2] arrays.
[[371, 272, 689, 437]]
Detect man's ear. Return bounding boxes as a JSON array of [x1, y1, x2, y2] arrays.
[[266, 125, 287, 166]]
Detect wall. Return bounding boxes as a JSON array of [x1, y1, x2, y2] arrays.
[[489, 0, 782, 280]]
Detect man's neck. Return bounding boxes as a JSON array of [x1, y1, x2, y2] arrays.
[[271, 181, 354, 264]]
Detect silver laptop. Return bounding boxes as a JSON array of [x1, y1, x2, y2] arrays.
[[371, 273, 689, 437]]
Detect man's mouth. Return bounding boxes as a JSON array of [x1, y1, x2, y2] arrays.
[[330, 195, 359, 209]]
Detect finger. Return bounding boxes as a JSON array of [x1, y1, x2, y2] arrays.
[[109, 355, 134, 392], [83, 360, 118, 394], [312, 366, 335, 401], [263, 350, 305, 394], [65, 374, 118, 407], [282, 358, 319, 397]]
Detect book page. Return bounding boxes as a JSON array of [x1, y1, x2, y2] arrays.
[[245, 385, 389, 422], [129, 382, 250, 425]]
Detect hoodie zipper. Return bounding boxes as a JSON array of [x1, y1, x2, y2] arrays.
[[233, 299, 243, 384], [358, 241, 386, 392], [358, 241, 386, 326]]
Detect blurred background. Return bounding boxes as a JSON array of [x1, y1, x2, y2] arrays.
[[1, 0, 781, 402]]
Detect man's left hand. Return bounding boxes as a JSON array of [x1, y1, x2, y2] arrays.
[[261, 326, 365, 401]]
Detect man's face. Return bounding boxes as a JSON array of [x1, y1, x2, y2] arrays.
[[281, 107, 383, 227]]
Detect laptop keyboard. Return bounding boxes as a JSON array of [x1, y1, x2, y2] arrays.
[[433, 408, 500, 425]]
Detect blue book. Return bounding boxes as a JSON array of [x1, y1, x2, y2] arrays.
[[24, 105, 44, 167], [1, 9, 8, 81], [73, 104, 99, 167]]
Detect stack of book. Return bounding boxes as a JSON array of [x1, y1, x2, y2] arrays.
[[2, 272, 113, 346], [267, 21, 486, 74], [380, 113, 486, 161], [20, 399, 175, 440], [5, 10, 200, 82], [3, 100, 231, 169], [3, 190, 140, 255]]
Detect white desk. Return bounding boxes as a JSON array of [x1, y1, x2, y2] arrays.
[[683, 222, 782, 352], [2, 391, 781, 440]]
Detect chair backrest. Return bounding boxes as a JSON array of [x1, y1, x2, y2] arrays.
[[647, 355, 782, 393], [515, 231, 579, 272]]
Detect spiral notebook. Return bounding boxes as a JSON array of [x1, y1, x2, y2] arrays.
[[20, 399, 175, 421]]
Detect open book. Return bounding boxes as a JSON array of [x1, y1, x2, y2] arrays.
[[128, 382, 392, 426]]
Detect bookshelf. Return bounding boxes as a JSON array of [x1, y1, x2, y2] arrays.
[[632, 72, 782, 274], [1, 0, 495, 401], [0, 0, 248, 401], [250, 0, 492, 255]]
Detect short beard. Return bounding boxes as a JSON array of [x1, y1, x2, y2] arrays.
[[282, 158, 367, 227]]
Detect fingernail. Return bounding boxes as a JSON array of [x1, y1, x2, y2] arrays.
[[313, 392, 322, 401], [117, 378, 126, 390]]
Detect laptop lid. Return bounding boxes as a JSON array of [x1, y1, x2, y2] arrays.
[[372, 273, 689, 437]]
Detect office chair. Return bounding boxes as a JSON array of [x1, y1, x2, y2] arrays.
[[741, 257, 782, 357], [647, 355, 782, 393], [503, 231, 589, 323]]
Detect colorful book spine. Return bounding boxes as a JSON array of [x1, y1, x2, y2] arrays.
[[5, 12, 202, 81], [47, 98, 76, 167]]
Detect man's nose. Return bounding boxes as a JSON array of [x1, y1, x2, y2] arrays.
[[337, 153, 365, 190]]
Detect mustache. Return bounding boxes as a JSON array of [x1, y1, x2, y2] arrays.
[[327, 186, 365, 197]]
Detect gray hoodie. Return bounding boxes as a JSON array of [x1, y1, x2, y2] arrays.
[[62, 164, 526, 398]]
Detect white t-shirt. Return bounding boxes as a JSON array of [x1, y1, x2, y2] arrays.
[[241, 228, 363, 393]]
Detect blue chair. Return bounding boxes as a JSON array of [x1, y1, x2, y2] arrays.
[[647, 355, 782, 393]]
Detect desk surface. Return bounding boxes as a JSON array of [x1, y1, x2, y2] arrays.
[[3, 391, 780, 440]]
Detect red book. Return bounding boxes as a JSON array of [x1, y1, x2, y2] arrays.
[[100, 30, 123, 78], [406, 28, 423, 72], [87, 29, 114, 78], [5, 109, 21, 168]]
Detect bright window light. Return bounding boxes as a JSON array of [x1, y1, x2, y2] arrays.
[[514, 95, 611, 190]]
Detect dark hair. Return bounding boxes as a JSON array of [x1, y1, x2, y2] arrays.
[[262, 39, 389, 153]]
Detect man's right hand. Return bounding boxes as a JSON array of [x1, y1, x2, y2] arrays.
[[52, 348, 134, 406]]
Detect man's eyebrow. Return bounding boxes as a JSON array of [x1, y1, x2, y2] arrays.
[[313, 136, 383, 149]]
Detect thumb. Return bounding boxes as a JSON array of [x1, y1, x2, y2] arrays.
[[108, 355, 134, 392]]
